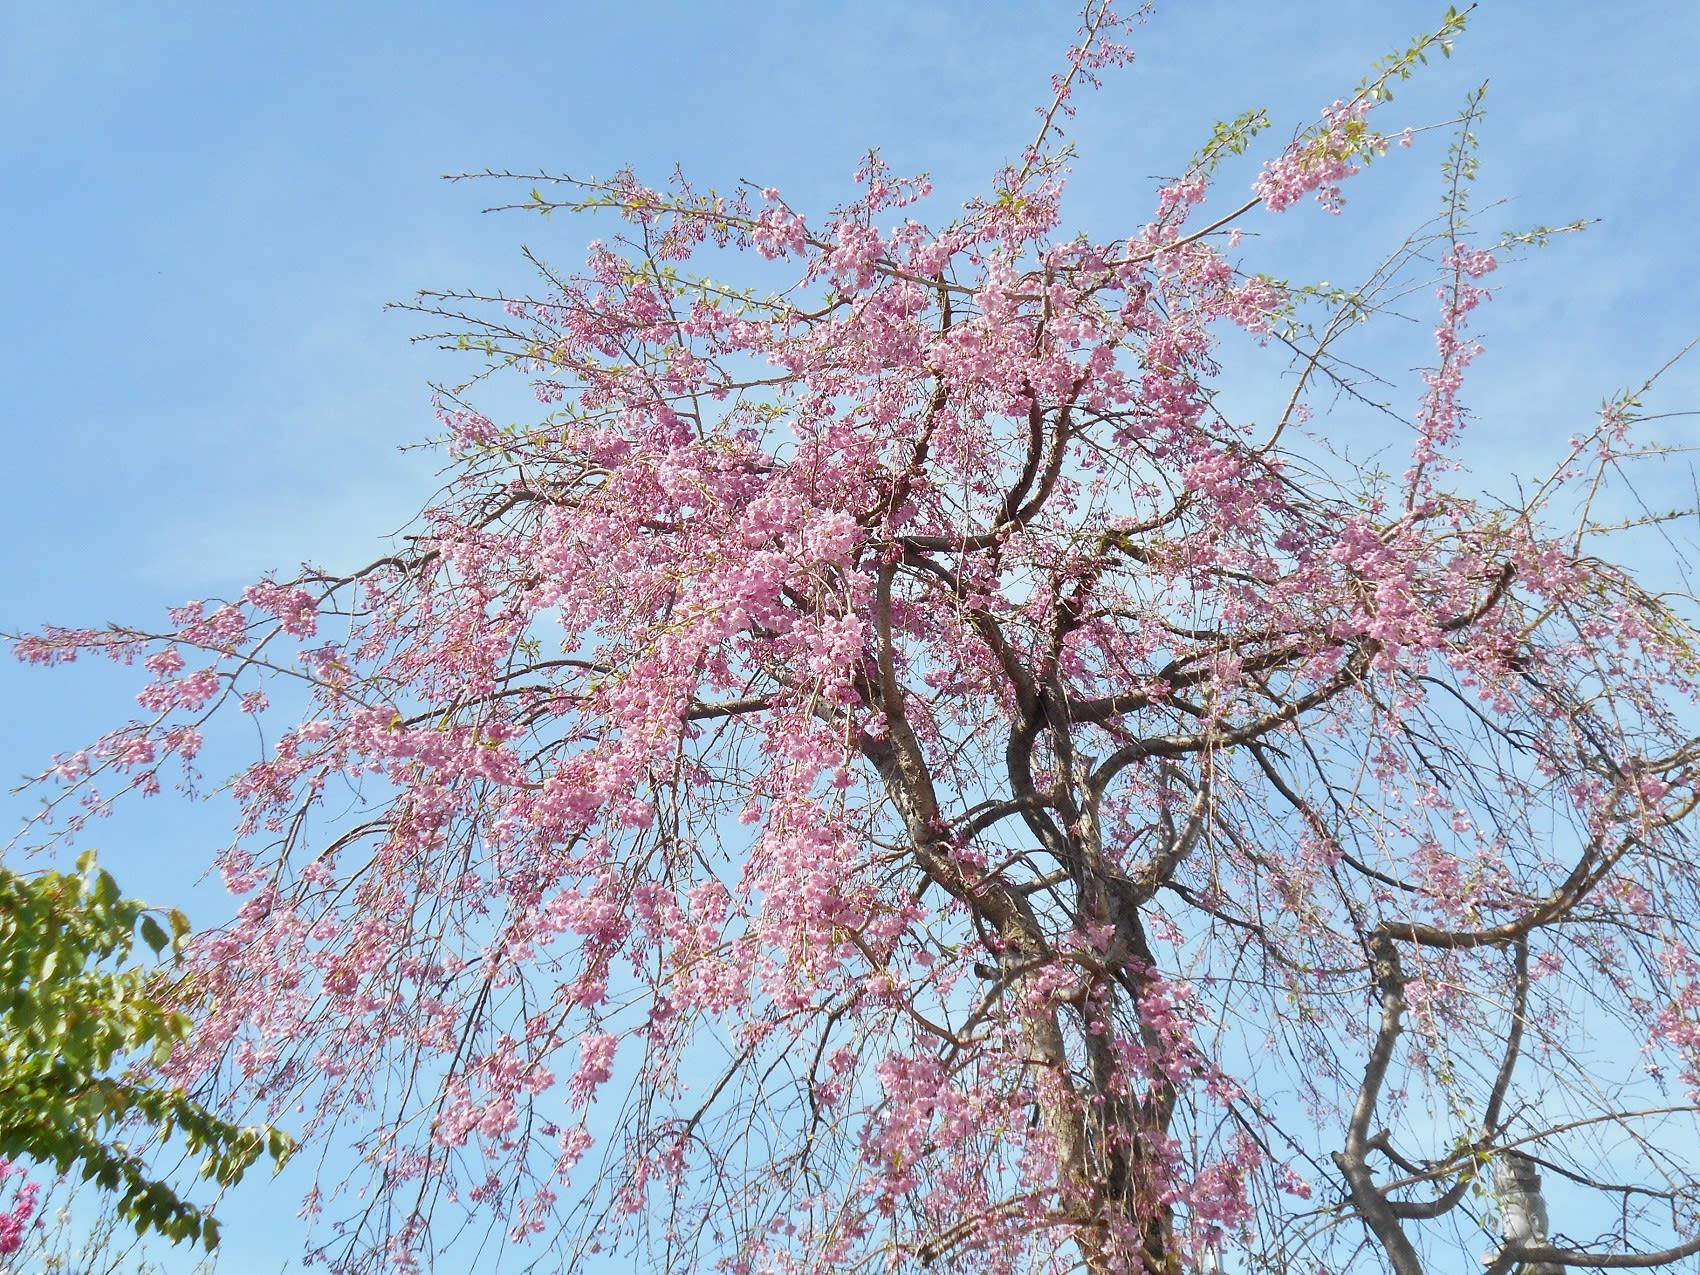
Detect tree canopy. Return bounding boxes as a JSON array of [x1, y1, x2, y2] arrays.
[[0, 853, 292, 1252], [13, 5, 1700, 1273]]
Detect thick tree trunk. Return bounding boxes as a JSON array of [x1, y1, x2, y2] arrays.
[[1020, 957, 1179, 1275]]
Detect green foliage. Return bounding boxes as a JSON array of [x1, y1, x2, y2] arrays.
[[0, 853, 293, 1252], [1440, 81, 1488, 215], [29, 1192, 220, 1275], [1191, 106, 1272, 177], [1356, 4, 1470, 103]]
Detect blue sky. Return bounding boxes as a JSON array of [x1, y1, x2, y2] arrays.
[[3, 2, 1698, 1271]]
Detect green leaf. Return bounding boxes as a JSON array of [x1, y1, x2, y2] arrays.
[[139, 916, 168, 957]]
